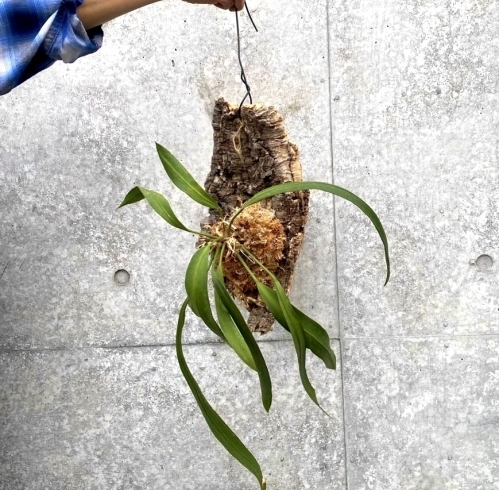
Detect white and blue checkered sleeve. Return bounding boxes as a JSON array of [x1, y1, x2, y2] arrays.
[[43, 0, 103, 63], [0, 0, 103, 95]]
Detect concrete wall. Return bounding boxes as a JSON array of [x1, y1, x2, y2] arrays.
[[0, 1, 498, 488]]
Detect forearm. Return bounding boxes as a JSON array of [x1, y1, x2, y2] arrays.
[[77, 0, 160, 30]]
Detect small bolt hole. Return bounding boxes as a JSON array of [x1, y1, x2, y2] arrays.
[[114, 269, 130, 285], [476, 254, 493, 271]]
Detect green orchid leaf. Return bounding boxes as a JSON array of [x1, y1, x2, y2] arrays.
[[212, 265, 272, 413], [293, 307, 336, 370], [236, 254, 335, 371], [273, 279, 327, 413], [256, 281, 336, 370], [119, 186, 190, 232], [176, 299, 266, 490], [156, 143, 222, 211], [231, 181, 390, 285], [119, 186, 146, 207], [185, 246, 224, 340], [214, 288, 258, 371]]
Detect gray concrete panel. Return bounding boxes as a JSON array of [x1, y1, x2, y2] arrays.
[[0, 339, 344, 490], [2, 0, 497, 488], [329, 0, 499, 337], [0, 0, 337, 350], [343, 337, 499, 489]]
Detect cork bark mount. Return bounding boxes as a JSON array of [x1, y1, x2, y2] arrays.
[[203, 98, 310, 334]]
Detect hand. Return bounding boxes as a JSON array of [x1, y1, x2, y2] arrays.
[[183, 0, 245, 12]]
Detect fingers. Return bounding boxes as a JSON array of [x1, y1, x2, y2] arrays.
[[213, 0, 245, 11], [184, 0, 245, 11]]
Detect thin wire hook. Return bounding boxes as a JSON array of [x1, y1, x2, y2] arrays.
[[235, 3, 258, 118]]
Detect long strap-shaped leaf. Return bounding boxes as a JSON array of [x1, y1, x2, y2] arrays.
[[156, 143, 222, 211], [214, 289, 258, 371], [230, 181, 390, 285], [272, 279, 327, 414], [255, 281, 336, 370], [185, 246, 225, 340], [292, 307, 336, 370], [119, 186, 190, 232], [236, 252, 326, 412], [212, 265, 272, 413], [176, 299, 266, 490], [236, 254, 336, 372]]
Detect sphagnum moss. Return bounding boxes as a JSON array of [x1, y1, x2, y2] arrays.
[[206, 203, 286, 307]]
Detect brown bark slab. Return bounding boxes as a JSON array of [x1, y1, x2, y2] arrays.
[[203, 98, 309, 334]]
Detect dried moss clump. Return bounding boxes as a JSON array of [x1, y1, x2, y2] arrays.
[[209, 204, 286, 307]]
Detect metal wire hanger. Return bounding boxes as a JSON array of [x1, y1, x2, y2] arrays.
[[235, 3, 258, 117]]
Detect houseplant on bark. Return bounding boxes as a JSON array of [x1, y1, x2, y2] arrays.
[[120, 99, 390, 489]]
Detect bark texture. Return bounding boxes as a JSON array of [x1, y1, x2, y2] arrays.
[[204, 98, 309, 334]]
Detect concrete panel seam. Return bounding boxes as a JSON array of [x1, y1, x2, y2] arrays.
[[342, 334, 499, 340], [326, 0, 349, 488], [0, 337, 342, 355]]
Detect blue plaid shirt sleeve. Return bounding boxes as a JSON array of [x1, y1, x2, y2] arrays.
[[0, 0, 103, 95]]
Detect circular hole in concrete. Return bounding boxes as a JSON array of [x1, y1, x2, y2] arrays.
[[476, 254, 493, 272], [114, 269, 130, 285]]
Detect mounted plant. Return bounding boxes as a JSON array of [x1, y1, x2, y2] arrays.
[[119, 100, 390, 489]]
